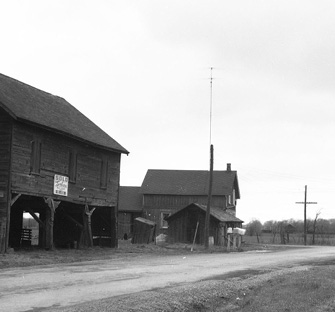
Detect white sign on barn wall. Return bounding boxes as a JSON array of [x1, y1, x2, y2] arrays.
[[53, 174, 69, 196]]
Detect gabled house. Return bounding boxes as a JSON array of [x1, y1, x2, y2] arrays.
[[118, 186, 143, 239], [140, 164, 241, 234], [0, 73, 128, 252]]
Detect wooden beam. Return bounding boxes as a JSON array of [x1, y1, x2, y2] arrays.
[[59, 209, 83, 229], [11, 194, 21, 206], [26, 208, 45, 230]]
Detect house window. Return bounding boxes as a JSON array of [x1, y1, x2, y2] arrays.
[[30, 139, 41, 174], [232, 189, 236, 205], [161, 212, 170, 229], [227, 194, 232, 205], [69, 151, 77, 183], [100, 156, 108, 189]]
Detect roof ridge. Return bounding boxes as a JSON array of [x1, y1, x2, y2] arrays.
[[0, 73, 58, 99]]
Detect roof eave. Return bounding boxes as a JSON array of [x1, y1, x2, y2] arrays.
[[17, 118, 129, 155], [0, 101, 18, 120]]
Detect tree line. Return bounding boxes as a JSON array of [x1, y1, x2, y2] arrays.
[[244, 217, 335, 245]]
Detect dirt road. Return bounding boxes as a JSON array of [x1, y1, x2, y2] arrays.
[[1, 246, 334, 312]]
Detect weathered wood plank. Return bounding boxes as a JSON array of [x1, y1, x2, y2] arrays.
[[10, 123, 120, 207]]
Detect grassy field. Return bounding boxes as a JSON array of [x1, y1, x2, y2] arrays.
[[244, 233, 335, 246]]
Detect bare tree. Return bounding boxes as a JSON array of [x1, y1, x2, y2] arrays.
[[246, 219, 262, 243], [312, 210, 322, 245]]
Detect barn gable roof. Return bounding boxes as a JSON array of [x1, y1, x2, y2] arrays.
[[166, 203, 243, 223], [0, 73, 128, 154], [140, 169, 240, 197], [118, 186, 143, 212]]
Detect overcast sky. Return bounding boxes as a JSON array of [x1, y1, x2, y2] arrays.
[[1, 1, 335, 223]]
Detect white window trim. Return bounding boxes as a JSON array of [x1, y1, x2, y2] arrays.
[[161, 212, 171, 229]]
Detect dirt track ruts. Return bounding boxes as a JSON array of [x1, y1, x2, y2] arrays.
[[1, 245, 334, 312]]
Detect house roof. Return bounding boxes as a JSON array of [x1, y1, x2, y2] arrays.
[[0, 73, 128, 154], [167, 203, 244, 223], [118, 186, 142, 212], [140, 169, 240, 197]]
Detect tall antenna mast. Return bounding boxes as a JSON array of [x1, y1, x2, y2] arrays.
[[209, 67, 213, 145], [205, 67, 214, 249]]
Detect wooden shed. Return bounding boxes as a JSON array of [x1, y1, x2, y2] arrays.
[[0, 73, 128, 252], [131, 217, 156, 244], [166, 203, 243, 246]]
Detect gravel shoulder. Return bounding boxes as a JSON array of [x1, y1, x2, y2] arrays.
[[46, 265, 313, 312]]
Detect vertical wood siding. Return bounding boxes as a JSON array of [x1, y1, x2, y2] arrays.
[[0, 111, 12, 219], [167, 206, 221, 245], [0, 109, 12, 252], [10, 122, 121, 207]]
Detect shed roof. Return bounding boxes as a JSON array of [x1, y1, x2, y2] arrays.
[[135, 217, 156, 226], [118, 186, 142, 212], [0, 73, 128, 154], [140, 169, 240, 197], [167, 203, 244, 223]]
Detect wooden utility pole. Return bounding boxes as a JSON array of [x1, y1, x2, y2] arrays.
[[204, 144, 214, 249], [296, 185, 317, 245]]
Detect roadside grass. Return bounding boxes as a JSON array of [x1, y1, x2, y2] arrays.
[[197, 263, 335, 312], [239, 266, 335, 312], [0, 240, 275, 269]]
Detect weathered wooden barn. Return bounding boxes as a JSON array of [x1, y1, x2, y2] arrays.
[[140, 164, 241, 234], [166, 203, 243, 246], [0, 73, 128, 253], [118, 186, 143, 239]]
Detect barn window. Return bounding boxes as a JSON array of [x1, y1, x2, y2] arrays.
[[161, 212, 170, 229], [69, 151, 77, 183], [30, 139, 41, 174], [100, 156, 108, 189]]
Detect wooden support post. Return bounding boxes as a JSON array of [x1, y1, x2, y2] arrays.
[[237, 235, 242, 248], [191, 221, 199, 252], [44, 198, 60, 250], [227, 234, 231, 251], [233, 234, 237, 249], [218, 223, 225, 247], [83, 204, 96, 248]]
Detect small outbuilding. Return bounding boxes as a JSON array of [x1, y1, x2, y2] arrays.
[[166, 203, 243, 246], [131, 217, 156, 244]]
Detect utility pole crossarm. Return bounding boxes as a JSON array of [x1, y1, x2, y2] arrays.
[[295, 202, 317, 204], [295, 185, 317, 246]]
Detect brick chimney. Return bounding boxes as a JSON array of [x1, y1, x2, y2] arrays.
[[227, 163, 231, 171]]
